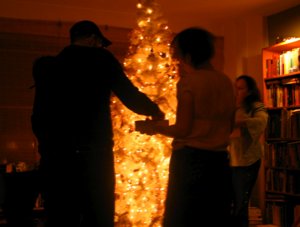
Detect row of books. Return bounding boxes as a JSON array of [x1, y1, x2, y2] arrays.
[[266, 108, 300, 138], [265, 168, 300, 194], [265, 48, 300, 78], [249, 206, 263, 225], [265, 82, 300, 108], [265, 142, 300, 169], [265, 202, 295, 227]]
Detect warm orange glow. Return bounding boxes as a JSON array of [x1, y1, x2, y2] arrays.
[[6, 141, 18, 150], [282, 37, 300, 44], [147, 8, 153, 14], [111, 0, 178, 226]]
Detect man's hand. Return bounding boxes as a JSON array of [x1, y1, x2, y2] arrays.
[[151, 110, 165, 121], [135, 119, 169, 135]]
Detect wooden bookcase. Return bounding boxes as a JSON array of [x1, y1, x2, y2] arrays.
[[262, 38, 300, 227]]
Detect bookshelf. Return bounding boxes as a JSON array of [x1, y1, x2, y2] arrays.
[[263, 38, 300, 227]]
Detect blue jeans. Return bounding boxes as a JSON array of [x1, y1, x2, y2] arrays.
[[231, 159, 261, 227]]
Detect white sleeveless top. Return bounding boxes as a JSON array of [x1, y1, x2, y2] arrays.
[[172, 68, 235, 152]]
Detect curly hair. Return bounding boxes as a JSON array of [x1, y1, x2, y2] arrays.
[[171, 27, 215, 69]]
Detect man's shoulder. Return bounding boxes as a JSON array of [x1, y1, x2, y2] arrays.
[[34, 55, 56, 65], [33, 55, 57, 72], [33, 55, 58, 83], [60, 45, 119, 65]]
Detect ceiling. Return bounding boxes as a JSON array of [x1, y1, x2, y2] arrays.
[[0, 0, 299, 32]]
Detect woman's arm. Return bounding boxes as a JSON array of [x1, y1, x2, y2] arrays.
[[154, 90, 194, 138], [245, 110, 269, 137]]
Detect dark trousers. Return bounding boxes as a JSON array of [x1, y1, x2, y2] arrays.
[[163, 147, 232, 227], [231, 159, 261, 227], [39, 145, 115, 227], [2, 171, 40, 227]]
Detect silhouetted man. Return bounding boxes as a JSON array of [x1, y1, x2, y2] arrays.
[[31, 20, 164, 227]]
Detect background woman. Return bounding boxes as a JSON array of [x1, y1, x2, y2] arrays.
[[229, 74, 268, 227]]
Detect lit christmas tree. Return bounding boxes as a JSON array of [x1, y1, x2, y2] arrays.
[[111, 0, 178, 226]]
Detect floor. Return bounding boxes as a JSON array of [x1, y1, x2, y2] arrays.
[[0, 206, 270, 227]]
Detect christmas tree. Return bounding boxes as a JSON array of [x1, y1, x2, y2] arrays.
[[111, 0, 178, 226]]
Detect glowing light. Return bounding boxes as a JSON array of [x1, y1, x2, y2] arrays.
[[138, 20, 146, 27], [283, 37, 300, 43], [147, 8, 153, 14], [111, 0, 178, 226]]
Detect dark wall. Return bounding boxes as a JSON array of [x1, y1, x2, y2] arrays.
[[267, 4, 300, 45]]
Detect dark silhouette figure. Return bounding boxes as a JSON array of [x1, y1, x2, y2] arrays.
[[31, 20, 164, 227]]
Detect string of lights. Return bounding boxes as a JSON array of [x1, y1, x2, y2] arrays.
[[111, 0, 178, 226]]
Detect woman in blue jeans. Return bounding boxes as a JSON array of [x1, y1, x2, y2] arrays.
[[228, 75, 268, 227]]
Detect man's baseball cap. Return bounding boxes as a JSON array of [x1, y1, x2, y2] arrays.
[[70, 20, 112, 47]]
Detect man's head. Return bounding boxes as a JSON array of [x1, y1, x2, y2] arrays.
[[69, 20, 112, 47]]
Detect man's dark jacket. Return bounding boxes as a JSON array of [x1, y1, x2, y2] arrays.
[[31, 45, 162, 156]]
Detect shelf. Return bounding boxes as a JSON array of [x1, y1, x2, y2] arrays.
[[263, 38, 300, 53], [267, 106, 300, 110], [266, 138, 300, 142], [265, 166, 300, 171], [262, 37, 300, 227], [266, 191, 300, 198], [264, 72, 300, 82]]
